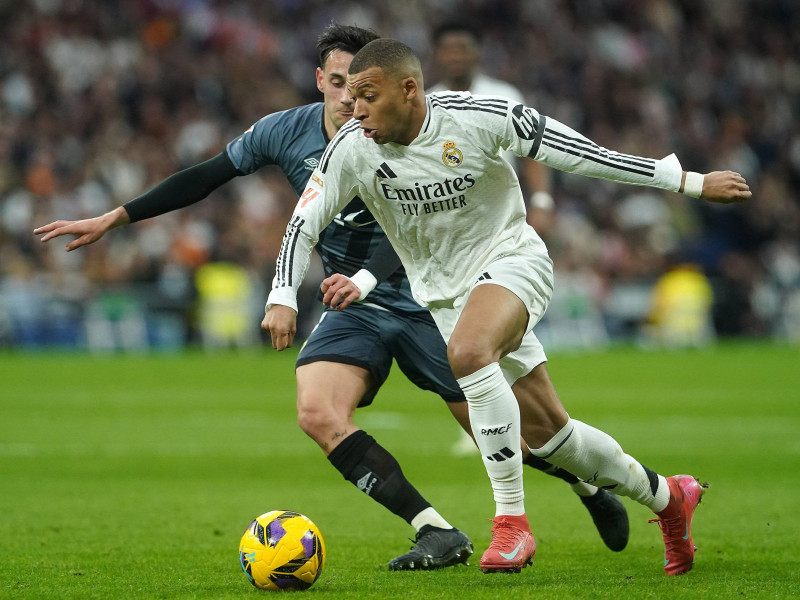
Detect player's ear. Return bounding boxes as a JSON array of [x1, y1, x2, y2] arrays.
[[402, 77, 419, 101], [316, 67, 325, 93]]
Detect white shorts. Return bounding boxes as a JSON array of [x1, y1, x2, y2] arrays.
[[427, 251, 553, 385]]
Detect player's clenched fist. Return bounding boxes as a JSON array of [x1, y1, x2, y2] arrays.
[[262, 304, 297, 351], [700, 171, 752, 204]]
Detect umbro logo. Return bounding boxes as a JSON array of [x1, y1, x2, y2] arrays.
[[303, 157, 319, 170], [375, 162, 397, 178], [356, 471, 377, 495]]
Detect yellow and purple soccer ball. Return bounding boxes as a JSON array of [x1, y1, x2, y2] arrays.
[[238, 510, 326, 591]]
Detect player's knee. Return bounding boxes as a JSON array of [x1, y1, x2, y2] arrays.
[[447, 339, 495, 379], [296, 394, 341, 443]]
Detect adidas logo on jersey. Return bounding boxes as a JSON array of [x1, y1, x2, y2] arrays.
[[375, 162, 397, 178]]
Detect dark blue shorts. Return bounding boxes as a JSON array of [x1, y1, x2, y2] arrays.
[[296, 303, 465, 407]]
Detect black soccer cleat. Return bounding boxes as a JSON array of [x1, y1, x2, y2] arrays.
[[580, 488, 630, 552], [387, 525, 473, 571]]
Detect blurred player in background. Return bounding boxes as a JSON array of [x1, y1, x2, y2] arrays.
[[263, 38, 750, 575], [428, 21, 556, 229], [35, 23, 628, 570]]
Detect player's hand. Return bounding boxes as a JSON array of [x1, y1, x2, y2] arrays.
[[700, 171, 752, 204], [33, 207, 130, 251], [262, 305, 297, 351], [320, 274, 361, 311]]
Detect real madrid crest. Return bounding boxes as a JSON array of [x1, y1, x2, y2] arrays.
[[441, 140, 463, 168]]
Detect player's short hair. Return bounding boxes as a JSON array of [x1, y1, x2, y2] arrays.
[[348, 39, 422, 80], [317, 23, 380, 68], [431, 19, 483, 46]]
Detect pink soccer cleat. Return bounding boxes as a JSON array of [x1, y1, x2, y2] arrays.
[[649, 474, 708, 575], [480, 514, 536, 573]]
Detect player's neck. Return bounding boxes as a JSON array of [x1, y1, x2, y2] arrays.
[[322, 114, 338, 142], [394, 96, 428, 146]]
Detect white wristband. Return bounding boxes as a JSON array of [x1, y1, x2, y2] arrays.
[[683, 172, 704, 198], [529, 191, 555, 211], [348, 269, 378, 301]]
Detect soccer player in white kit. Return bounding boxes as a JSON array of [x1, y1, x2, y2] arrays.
[[263, 39, 751, 575]]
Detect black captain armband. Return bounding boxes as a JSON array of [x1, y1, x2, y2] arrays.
[[123, 152, 240, 223], [527, 114, 547, 160]]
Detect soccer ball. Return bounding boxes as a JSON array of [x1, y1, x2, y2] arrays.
[[238, 510, 326, 591]]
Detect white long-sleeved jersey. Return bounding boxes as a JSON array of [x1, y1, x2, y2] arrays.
[[267, 91, 683, 311]]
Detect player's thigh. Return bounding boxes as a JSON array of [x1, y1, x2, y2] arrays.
[[296, 306, 394, 408], [296, 361, 372, 420], [453, 251, 552, 352], [450, 283, 529, 358], [390, 313, 465, 402]]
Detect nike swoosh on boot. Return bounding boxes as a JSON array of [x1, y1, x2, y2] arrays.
[[499, 541, 524, 560]]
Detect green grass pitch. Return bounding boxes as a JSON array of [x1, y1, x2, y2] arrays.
[[2, 343, 799, 599]]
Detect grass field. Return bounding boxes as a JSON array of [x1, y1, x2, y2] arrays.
[[2, 343, 799, 599]]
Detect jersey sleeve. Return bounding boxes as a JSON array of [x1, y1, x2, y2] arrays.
[[225, 112, 284, 175], [491, 99, 683, 192], [266, 129, 360, 312], [528, 111, 683, 191]]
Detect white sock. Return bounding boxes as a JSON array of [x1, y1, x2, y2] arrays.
[[410, 507, 453, 531], [649, 477, 671, 513], [530, 418, 666, 509], [457, 362, 524, 516], [570, 481, 598, 497]]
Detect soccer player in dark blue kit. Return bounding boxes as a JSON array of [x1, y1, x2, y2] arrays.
[[35, 23, 628, 568]]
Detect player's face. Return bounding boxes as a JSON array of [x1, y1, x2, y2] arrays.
[[347, 66, 416, 146], [435, 32, 480, 82], [317, 50, 356, 137]]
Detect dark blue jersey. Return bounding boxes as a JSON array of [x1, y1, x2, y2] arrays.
[[226, 103, 424, 315]]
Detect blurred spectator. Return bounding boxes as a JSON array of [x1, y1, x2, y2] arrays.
[[194, 261, 258, 349], [2, 0, 798, 350], [645, 263, 715, 348]]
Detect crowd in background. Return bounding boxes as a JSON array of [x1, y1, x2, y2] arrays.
[[1, 0, 798, 350]]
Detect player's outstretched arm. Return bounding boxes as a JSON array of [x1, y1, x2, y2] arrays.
[[261, 304, 298, 351], [523, 109, 754, 204], [689, 170, 752, 204], [34, 206, 130, 252], [34, 153, 239, 251]]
